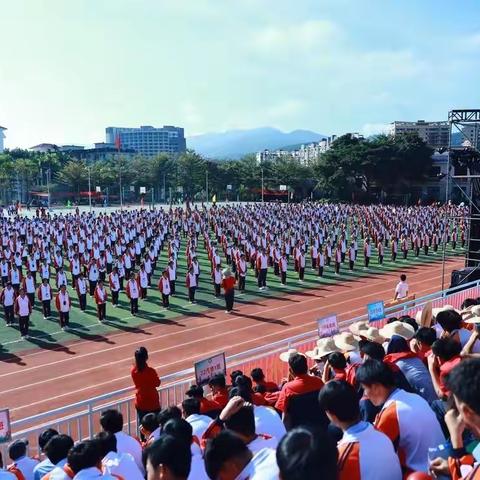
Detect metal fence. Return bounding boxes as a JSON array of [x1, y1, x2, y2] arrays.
[[4, 279, 480, 457]]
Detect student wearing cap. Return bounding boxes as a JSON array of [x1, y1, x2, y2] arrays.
[[37, 278, 52, 320], [1, 282, 16, 326], [305, 337, 339, 378], [221, 268, 236, 313], [55, 285, 71, 331], [14, 288, 32, 339], [7, 439, 39, 480], [157, 270, 171, 309], [318, 380, 402, 480]]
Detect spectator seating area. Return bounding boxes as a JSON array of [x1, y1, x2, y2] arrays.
[[2, 292, 480, 479]]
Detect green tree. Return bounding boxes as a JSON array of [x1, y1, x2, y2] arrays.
[[56, 160, 88, 195]]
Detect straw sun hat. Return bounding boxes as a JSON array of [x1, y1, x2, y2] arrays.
[[306, 337, 338, 360], [279, 348, 301, 363], [334, 332, 359, 352], [379, 321, 415, 341], [464, 305, 480, 324], [361, 327, 385, 344], [349, 321, 369, 338]]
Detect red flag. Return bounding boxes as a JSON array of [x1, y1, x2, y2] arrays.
[[114, 134, 121, 151]]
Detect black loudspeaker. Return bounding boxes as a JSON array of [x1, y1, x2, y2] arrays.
[[450, 267, 480, 289]]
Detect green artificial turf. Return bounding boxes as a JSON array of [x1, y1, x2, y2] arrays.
[[0, 240, 464, 356]]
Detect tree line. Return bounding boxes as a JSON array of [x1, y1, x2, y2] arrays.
[[0, 133, 434, 205]]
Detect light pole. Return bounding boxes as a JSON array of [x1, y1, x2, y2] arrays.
[[206, 169, 209, 207], [87, 166, 92, 212], [261, 168, 264, 203], [46, 168, 51, 210], [119, 163, 123, 210]]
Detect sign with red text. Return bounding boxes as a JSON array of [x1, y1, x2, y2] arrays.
[[194, 353, 226, 386], [0, 409, 11, 444], [317, 314, 339, 338]]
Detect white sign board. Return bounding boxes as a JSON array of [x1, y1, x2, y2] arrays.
[[0, 409, 11, 444], [95, 186, 101, 193], [226, 184, 232, 190], [139, 186, 146, 194], [317, 314, 340, 338], [279, 185, 287, 191], [194, 352, 226, 386]]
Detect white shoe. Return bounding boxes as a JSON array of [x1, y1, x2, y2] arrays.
[[21, 335, 26, 340], [225, 310, 229, 313], [61, 327, 66, 331], [43, 316, 47, 320]]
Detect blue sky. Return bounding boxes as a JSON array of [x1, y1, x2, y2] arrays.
[[0, 0, 479, 148]]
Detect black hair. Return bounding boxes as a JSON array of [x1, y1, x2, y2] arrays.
[[145, 435, 191, 479], [360, 341, 385, 360], [39, 428, 59, 451], [204, 431, 251, 480], [288, 353, 308, 376], [276, 427, 338, 480], [250, 368, 265, 383], [446, 358, 480, 416], [415, 327, 437, 346], [163, 418, 193, 445], [135, 346, 148, 371], [68, 440, 102, 474], [386, 317, 398, 324], [185, 384, 204, 399], [401, 317, 418, 332], [9, 441, 27, 461], [182, 398, 201, 417], [208, 374, 226, 389], [141, 412, 160, 433], [387, 335, 410, 354], [100, 409, 123, 434], [234, 374, 253, 391], [328, 351, 347, 370], [436, 310, 462, 333], [94, 431, 117, 458], [0, 451, 3, 469], [318, 380, 360, 423], [431, 337, 462, 361], [356, 359, 395, 388], [461, 298, 477, 309], [45, 434, 74, 465], [400, 274, 406, 282], [229, 385, 253, 403], [225, 405, 256, 438], [230, 370, 243, 384], [157, 406, 182, 428]]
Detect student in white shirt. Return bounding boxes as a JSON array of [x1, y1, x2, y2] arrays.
[[204, 431, 279, 480], [182, 398, 214, 440], [318, 379, 402, 480], [37, 278, 53, 320], [14, 288, 32, 339], [1, 282, 16, 326], [99, 409, 144, 474], [94, 432, 143, 480], [144, 434, 191, 480], [394, 274, 409, 301]]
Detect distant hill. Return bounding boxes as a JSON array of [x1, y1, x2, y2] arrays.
[[187, 127, 326, 159]]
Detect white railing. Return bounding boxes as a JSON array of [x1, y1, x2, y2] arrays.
[[4, 279, 480, 456]]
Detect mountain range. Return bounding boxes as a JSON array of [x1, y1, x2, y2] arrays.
[[187, 127, 326, 159]]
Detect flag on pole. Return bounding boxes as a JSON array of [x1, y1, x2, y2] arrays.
[[114, 134, 121, 151]]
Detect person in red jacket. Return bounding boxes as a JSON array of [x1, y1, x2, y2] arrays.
[[131, 347, 161, 427], [94, 280, 108, 323], [221, 268, 236, 313], [55, 284, 71, 331]]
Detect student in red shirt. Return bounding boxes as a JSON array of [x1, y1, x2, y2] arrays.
[[130, 347, 161, 427], [221, 268, 236, 313], [208, 374, 229, 409], [275, 353, 324, 423], [185, 384, 220, 415], [251, 368, 279, 393]]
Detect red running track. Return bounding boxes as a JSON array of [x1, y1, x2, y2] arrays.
[[0, 258, 462, 421]]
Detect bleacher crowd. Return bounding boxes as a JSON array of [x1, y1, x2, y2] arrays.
[[0, 203, 468, 339], [2, 296, 480, 479]]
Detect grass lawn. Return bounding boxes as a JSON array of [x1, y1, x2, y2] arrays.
[[0, 239, 464, 356]]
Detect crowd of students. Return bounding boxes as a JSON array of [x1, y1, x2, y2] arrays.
[[3, 294, 480, 479], [0, 203, 467, 339]]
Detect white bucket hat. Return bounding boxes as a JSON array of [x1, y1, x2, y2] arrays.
[[334, 332, 359, 352], [379, 321, 415, 340], [306, 337, 338, 360]]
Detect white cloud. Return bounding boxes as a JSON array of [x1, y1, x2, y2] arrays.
[[360, 123, 391, 137]]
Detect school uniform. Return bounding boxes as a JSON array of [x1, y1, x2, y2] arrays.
[[76, 277, 88, 311], [109, 272, 120, 306], [186, 272, 197, 303], [15, 294, 32, 337], [23, 275, 36, 307], [212, 269, 222, 297], [158, 277, 171, 308], [1, 286, 15, 325], [37, 283, 52, 318], [126, 279, 139, 315], [55, 291, 71, 328], [137, 270, 148, 299], [256, 254, 268, 288], [94, 285, 107, 321], [168, 265, 176, 295]]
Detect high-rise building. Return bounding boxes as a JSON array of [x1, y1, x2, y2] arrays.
[[0, 126, 6, 153], [105, 125, 186, 156], [389, 120, 450, 149]]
